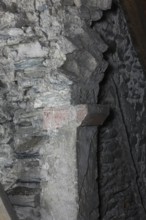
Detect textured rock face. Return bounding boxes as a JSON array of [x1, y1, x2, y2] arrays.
[[0, 0, 111, 220], [95, 1, 146, 219], [0, 0, 146, 220]]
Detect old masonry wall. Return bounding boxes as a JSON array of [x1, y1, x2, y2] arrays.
[[0, 0, 112, 220], [1, 0, 146, 220]]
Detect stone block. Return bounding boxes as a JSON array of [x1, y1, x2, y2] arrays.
[[83, 0, 112, 10], [81, 104, 110, 126], [0, 183, 18, 220], [43, 104, 110, 131], [63, 50, 98, 81]]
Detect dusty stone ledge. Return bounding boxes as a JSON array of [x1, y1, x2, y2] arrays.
[[43, 104, 110, 131]]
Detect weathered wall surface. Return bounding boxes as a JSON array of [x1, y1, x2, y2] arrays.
[[0, 0, 112, 220], [1, 0, 146, 220], [95, 1, 146, 219]]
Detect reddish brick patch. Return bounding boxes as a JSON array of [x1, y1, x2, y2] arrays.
[[43, 106, 74, 130], [43, 105, 88, 130]]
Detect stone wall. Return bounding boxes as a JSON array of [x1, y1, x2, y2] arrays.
[[0, 0, 112, 220], [0, 0, 146, 220]]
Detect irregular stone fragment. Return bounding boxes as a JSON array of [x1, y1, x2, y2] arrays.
[[9, 194, 39, 208], [90, 8, 103, 21], [14, 137, 42, 154], [63, 50, 98, 81], [82, 0, 112, 10], [16, 41, 48, 59], [0, 183, 18, 220], [15, 58, 44, 70], [80, 6, 90, 20], [80, 6, 103, 21], [81, 105, 110, 126]]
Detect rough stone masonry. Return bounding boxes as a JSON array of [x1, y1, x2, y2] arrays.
[[0, 0, 111, 219], [0, 0, 146, 220]]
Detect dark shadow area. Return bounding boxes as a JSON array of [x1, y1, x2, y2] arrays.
[[120, 0, 146, 73]]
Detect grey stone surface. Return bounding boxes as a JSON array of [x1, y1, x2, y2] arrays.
[[77, 127, 98, 220], [80, 6, 103, 22], [94, 1, 146, 219], [0, 0, 112, 219], [0, 183, 18, 220], [81, 0, 112, 10], [1, 0, 145, 220]]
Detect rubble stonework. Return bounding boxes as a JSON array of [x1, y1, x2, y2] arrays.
[[0, 0, 146, 220], [0, 0, 111, 219]]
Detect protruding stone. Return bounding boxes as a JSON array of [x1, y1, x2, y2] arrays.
[[43, 104, 110, 131], [81, 105, 110, 126]]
